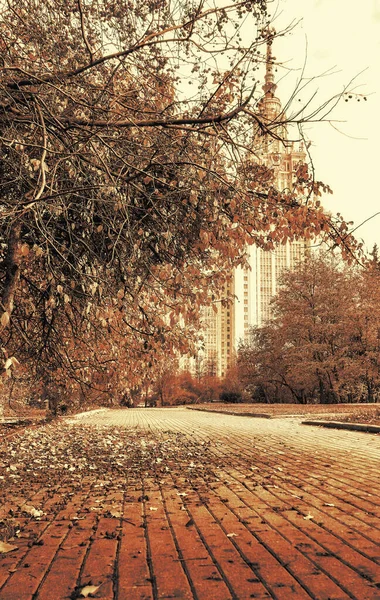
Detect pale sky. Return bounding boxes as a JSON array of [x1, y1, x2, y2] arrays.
[[272, 0, 380, 252]]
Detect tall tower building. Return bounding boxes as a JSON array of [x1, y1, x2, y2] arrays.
[[234, 31, 309, 343], [192, 32, 309, 377]]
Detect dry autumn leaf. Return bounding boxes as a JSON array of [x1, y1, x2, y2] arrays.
[[0, 312, 10, 328], [80, 585, 100, 597], [0, 541, 18, 554]]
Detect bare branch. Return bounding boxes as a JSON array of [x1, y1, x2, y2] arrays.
[[77, 0, 95, 64]]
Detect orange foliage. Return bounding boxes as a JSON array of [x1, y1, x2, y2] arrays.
[[0, 1, 362, 402], [238, 251, 380, 404]]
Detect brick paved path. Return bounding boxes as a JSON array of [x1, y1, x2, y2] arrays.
[[0, 408, 379, 599]]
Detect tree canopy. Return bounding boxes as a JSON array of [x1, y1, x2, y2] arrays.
[[0, 0, 360, 403]]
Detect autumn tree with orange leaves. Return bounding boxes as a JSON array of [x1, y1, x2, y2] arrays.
[[238, 252, 380, 405], [0, 0, 360, 405]]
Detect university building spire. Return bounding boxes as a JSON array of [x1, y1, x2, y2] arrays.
[[263, 27, 277, 96], [259, 28, 282, 124]]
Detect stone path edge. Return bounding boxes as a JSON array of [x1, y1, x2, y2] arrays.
[[187, 408, 380, 433], [186, 407, 273, 418], [302, 420, 380, 433]]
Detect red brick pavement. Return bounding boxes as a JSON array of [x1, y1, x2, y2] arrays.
[[0, 408, 379, 599]]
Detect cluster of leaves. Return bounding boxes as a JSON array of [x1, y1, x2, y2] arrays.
[[237, 250, 380, 404], [0, 0, 361, 403]]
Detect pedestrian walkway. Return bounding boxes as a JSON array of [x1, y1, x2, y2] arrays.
[[0, 408, 379, 599]]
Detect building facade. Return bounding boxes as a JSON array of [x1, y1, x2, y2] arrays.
[[200, 276, 235, 378]]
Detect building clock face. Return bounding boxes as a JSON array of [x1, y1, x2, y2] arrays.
[[271, 153, 281, 166]]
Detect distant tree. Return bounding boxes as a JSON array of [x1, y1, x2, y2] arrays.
[[368, 244, 380, 270], [220, 363, 246, 401], [219, 390, 242, 404], [197, 374, 223, 402], [148, 355, 179, 407], [238, 325, 303, 404], [272, 254, 358, 403], [346, 257, 380, 402], [238, 253, 373, 404]]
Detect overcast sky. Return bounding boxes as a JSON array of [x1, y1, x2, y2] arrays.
[[271, 0, 380, 252]]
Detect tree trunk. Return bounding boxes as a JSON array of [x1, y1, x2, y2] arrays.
[[318, 377, 328, 404], [0, 223, 22, 385], [366, 379, 375, 403], [1, 223, 21, 320]]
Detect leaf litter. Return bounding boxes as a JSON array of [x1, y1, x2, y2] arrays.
[[0, 422, 219, 542]]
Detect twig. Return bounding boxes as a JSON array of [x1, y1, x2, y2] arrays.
[[34, 102, 48, 201], [77, 0, 95, 64]]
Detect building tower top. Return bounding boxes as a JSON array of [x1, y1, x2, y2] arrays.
[[263, 27, 277, 96], [259, 28, 282, 123]]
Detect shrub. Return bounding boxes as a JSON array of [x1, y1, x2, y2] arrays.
[[219, 391, 242, 404]]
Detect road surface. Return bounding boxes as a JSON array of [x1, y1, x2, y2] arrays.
[[0, 408, 379, 599]]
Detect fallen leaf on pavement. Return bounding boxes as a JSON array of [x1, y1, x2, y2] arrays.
[[22, 505, 44, 518], [0, 541, 18, 554], [80, 584, 100, 597]]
